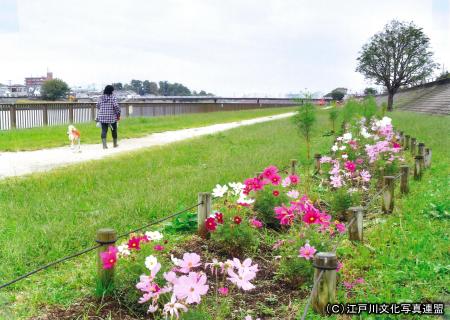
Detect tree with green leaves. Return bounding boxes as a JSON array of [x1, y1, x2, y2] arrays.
[[330, 89, 346, 101], [328, 106, 339, 133], [40, 79, 69, 101], [364, 87, 377, 96], [356, 20, 437, 111], [292, 101, 316, 161]]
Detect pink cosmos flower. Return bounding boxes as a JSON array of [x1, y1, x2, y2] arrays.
[[344, 161, 356, 172], [272, 190, 280, 197], [393, 142, 401, 149], [360, 170, 371, 182], [289, 175, 300, 185], [298, 243, 317, 260], [227, 268, 256, 291], [281, 177, 291, 187], [178, 253, 202, 273], [337, 261, 343, 272], [262, 165, 278, 179], [356, 158, 364, 165], [232, 258, 259, 274], [274, 204, 295, 225], [173, 272, 209, 304], [218, 287, 229, 296], [215, 212, 224, 224], [154, 244, 164, 251], [343, 281, 354, 290], [330, 175, 343, 188], [286, 189, 300, 199], [320, 156, 332, 163], [329, 161, 340, 175], [271, 174, 281, 186], [100, 246, 118, 269], [250, 218, 263, 229], [355, 277, 365, 284], [272, 239, 285, 250], [335, 221, 346, 234]]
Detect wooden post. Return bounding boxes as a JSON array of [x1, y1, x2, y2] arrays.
[[312, 252, 337, 315], [410, 137, 416, 156], [91, 104, 96, 121], [314, 154, 322, 174], [399, 131, 404, 146], [42, 105, 48, 126], [425, 148, 432, 168], [126, 104, 130, 117], [378, 167, 385, 190], [96, 228, 117, 294], [418, 143, 425, 157], [197, 192, 212, 239], [400, 165, 409, 194], [382, 176, 395, 214], [10, 104, 17, 129], [414, 156, 423, 180], [348, 206, 364, 242], [404, 135, 410, 150], [69, 104, 74, 124], [290, 159, 298, 175]]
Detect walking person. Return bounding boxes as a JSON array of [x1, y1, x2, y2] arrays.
[[96, 85, 121, 149]]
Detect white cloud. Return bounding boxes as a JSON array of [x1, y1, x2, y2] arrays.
[[0, 0, 448, 95]]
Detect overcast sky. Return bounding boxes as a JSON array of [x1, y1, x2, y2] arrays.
[[0, 0, 448, 96]]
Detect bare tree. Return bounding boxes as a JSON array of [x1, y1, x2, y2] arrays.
[[356, 20, 437, 111]]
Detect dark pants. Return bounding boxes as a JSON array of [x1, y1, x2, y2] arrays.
[[101, 122, 118, 139]]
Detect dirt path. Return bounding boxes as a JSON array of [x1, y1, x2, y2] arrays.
[[0, 112, 294, 180]]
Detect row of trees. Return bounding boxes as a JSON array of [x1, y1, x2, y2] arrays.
[[112, 80, 213, 96]]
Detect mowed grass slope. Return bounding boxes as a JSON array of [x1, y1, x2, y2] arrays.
[[0, 106, 295, 151], [303, 111, 450, 320], [0, 111, 334, 318]]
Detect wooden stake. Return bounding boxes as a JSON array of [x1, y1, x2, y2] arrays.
[[398, 131, 404, 146], [314, 154, 322, 174], [418, 143, 425, 157], [382, 176, 395, 214], [425, 148, 432, 168], [290, 159, 298, 175], [312, 252, 337, 315], [400, 165, 409, 194], [197, 192, 212, 239], [378, 167, 385, 190], [348, 206, 364, 242], [404, 135, 410, 150], [414, 156, 423, 180], [410, 137, 417, 156], [96, 228, 117, 294]]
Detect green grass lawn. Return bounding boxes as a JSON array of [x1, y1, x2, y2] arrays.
[[0, 110, 448, 319], [0, 107, 295, 151]]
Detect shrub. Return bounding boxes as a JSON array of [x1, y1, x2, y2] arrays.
[[253, 186, 288, 230], [328, 106, 339, 133], [361, 96, 377, 120], [210, 218, 259, 256]]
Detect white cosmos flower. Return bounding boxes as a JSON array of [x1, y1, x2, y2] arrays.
[[117, 243, 131, 256], [163, 295, 188, 319], [145, 231, 163, 241], [360, 127, 372, 139], [286, 190, 300, 199], [339, 145, 346, 150], [341, 154, 348, 159], [237, 193, 255, 205], [145, 255, 158, 271], [228, 182, 245, 195], [212, 184, 228, 198], [331, 144, 338, 152], [342, 132, 352, 142]]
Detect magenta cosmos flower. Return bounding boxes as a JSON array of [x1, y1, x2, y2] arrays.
[[100, 246, 118, 269], [173, 272, 209, 304], [344, 161, 356, 172], [289, 175, 300, 185], [262, 165, 278, 179], [302, 209, 321, 225], [298, 243, 317, 260], [205, 217, 217, 232], [128, 236, 142, 251]]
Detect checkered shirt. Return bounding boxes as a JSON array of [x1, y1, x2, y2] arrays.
[[96, 95, 121, 123]]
